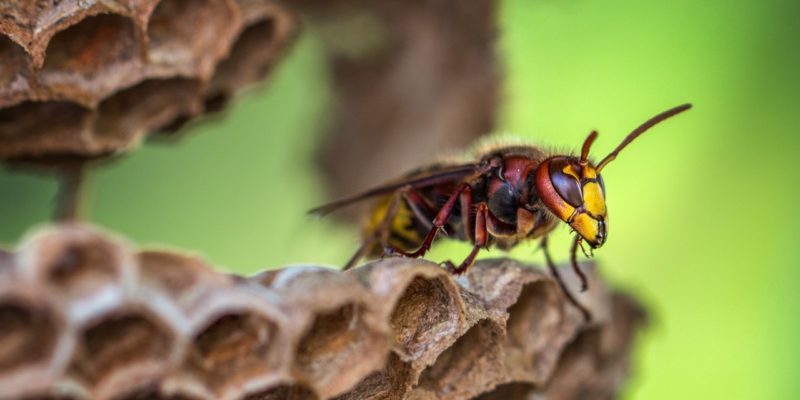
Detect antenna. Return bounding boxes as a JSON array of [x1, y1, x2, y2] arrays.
[[596, 103, 692, 172], [580, 130, 598, 164]]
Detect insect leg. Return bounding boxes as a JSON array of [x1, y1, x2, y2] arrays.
[[392, 183, 471, 258], [540, 236, 591, 322], [570, 235, 590, 292], [343, 191, 404, 270], [401, 186, 437, 231], [442, 202, 488, 275], [460, 185, 473, 241]]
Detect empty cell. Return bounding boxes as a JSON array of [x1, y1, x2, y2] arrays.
[[147, 0, 235, 72], [418, 319, 505, 399], [210, 18, 277, 95], [0, 100, 91, 158], [0, 35, 28, 91], [504, 280, 564, 377], [71, 311, 174, 390], [42, 14, 139, 77], [187, 311, 278, 395], [389, 276, 460, 362], [294, 303, 385, 396], [0, 301, 59, 374], [95, 78, 200, 141]]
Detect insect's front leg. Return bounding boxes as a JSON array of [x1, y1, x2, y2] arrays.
[[540, 236, 591, 322], [570, 235, 589, 292]]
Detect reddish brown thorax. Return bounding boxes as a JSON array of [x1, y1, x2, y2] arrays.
[[486, 156, 538, 225]]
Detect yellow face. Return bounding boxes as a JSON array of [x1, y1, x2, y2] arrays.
[[535, 157, 608, 248]]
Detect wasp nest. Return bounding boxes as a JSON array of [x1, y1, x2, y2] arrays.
[[0, 0, 297, 163], [0, 224, 645, 399]]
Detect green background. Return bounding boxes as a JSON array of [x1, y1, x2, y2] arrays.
[[1, 0, 797, 398]]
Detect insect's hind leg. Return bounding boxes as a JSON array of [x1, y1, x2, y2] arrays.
[[540, 236, 592, 322], [343, 191, 404, 270], [344, 185, 437, 270], [390, 183, 471, 259]]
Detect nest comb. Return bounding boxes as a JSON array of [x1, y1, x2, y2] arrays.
[[0, 224, 646, 399], [0, 0, 297, 164]]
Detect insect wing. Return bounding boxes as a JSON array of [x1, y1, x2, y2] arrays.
[[309, 163, 480, 216]]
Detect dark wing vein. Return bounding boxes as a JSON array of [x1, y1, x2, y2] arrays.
[[308, 163, 479, 216]]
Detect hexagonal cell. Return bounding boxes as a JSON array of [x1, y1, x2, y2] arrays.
[[40, 14, 142, 104], [69, 310, 175, 397], [137, 251, 232, 313], [0, 34, 30, 107], [294, 302, 388, 397], [503, 280, 566, 382], [147, 0, 238, 77], [390, 275, 462, 364], [0, 299, 62, 395], [94, 77, 201, 146], [535, 330, 608, 400], [0, 100, 92, 159], [186, 310, 279, 397], [14, 225, 131, 311], [240, 384, 318, 400], [209, 8, 291, 96], [417, 319, 505, 400]]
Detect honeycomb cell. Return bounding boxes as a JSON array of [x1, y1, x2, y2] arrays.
[[417, 319, 505, 400], [504, 280, 565, 382], [14, 224, 132, 316], [137, 251, 232, 313], [70, 310, 175, 398], [147, 0, 238, 77], [252, 266, 389, 398], [0, 34, 30, 108], [40, 14, 142, 105], [209, 0, 297, 99], [95, 78, 201, 145], [0, 300, 59, 373], [186, 310, 279, 398], [0, 101, 92, 159], [294, 302, 385, 397], [390, 275, 462, 364]]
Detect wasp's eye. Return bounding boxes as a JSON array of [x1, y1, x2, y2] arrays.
[[549, 159, 583, 207]]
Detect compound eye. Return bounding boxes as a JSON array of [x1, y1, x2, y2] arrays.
[[549, 159, 583, 208]]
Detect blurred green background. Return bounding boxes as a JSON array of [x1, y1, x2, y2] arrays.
[[1, 0, 798, 398]]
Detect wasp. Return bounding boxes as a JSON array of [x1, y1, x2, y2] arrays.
[[311, 104, 691, 320]]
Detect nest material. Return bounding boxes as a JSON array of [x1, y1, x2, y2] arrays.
[[0, 0, 297, 163], [0, 224, 645, 400]]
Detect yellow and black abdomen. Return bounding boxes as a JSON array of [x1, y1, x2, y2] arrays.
[[362, 195, 430, 257]]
